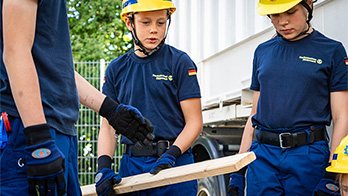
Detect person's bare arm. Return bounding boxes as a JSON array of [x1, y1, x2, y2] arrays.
[[3, 0, 45, 127], [174, 97, 203, 153], [98, 118, 118, 159], [75, 71, 106, 113], [239, 91, 259, 153], [329, 90, 348, 162]]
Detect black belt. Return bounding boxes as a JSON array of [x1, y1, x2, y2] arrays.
[[124, 140, 174, 157], [253, 126, 327, 148]]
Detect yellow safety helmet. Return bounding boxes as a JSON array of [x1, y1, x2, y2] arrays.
[[257, 0, 303, 15], [121, 0, 176, 22], [326, 135, 348, 173]]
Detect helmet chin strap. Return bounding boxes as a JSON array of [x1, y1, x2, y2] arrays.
[[277, 22, 311, 41], [277, 0, 313, 41], [129, 14, 172, 56]]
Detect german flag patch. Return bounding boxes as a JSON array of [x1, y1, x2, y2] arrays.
[[345, 57, 348, 66], [188, 67, 197, 76]]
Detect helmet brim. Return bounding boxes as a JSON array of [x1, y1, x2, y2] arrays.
[[326, 165, 348, 174], [257, 0, 302, 15]]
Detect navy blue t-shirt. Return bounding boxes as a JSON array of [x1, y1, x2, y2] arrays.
[[0, 0, 79, 135], [251, 29, 348, 129], [103, 44, 201, 144]]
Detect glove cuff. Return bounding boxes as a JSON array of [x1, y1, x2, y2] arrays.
[[23, 123, 51, 146], [98, 155, 112, 170], [324, 171, 337, 180], [99, 96, 119, 119], [165, 145, 181, 159]]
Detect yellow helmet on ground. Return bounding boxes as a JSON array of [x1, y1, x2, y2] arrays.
[[121, 0, 176, 22], [326, 135, 348, 173], [257, 0, 303, 15]]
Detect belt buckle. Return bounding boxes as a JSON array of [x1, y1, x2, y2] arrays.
[[157, 140, 170, 149], [157, 140, 170, 156], [279, 132, 292, 149]]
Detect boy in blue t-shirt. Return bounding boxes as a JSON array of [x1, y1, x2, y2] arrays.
[[227, 0, 348, 196], [0, 1, 154, 195], [95, 0, 203, 195]]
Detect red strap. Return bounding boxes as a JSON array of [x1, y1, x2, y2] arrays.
[[1, 112, 11, 132]]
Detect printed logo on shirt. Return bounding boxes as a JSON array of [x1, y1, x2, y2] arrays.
[[188, 67, 197, 76], [299, 56, 322, 65], [153, 74, 173, 81], [344, 57, 348, 66]]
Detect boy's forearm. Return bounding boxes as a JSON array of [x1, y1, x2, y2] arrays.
[[75, 71, 106, 113], [3, 0, 46, 127], [174, 98, 203, 153], [239, 117, 254, 153], [97, 118, 118, 158]]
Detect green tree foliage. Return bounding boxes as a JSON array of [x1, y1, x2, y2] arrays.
[[67, 0, 133, 62]]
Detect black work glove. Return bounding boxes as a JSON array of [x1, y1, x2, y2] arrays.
[[227, 166, 247, 196], [150, 145, 181, 175], [95, 155, 121, 196], [312, 171, 340, 196], [24, 124, 66, 196], [99, 96, 155, 148]]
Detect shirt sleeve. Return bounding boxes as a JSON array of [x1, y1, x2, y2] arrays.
[[173, 53, 201, 102], [250, 49, 260, 91], [329, 43, 348, 92], [102, 62, 118, 102]]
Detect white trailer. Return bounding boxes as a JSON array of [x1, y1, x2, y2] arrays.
[[167, 1, 348, 195]]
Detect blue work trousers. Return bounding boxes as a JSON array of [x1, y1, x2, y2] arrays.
[[118, 146, 198, 196], [0, 117, 81, 196], [246, 140, 330, 196]]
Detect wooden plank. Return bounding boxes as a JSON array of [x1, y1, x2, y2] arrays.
[[81, 152, 255, 196]]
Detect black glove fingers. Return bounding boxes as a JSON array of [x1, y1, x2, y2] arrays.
[[152, 164, 173, 175], [138, 119, 154, 145], [144, 118, 154, 132], [131, 112, 145, 124], [151, 167, 162, 175], [109, 116, 128, 129], [142, 138, 152, 146], [129, 137, 145, 148], [45, 177, 57, 196], [96, 178, 115, 195], [28, 179, 47, 196], [56, 172, 67, 196], [133, 131, 147, 145], [96, 179, 109, 195], [109, 104, 155, 146], [137, 123, 149, 136], [28, 180, 37, 196], [143, 119, 155, 141], [136, 126, 152, 146], [133, 141, 144, 150], [118, 107, 132, 118], [37, 180, 47, 196], [112, 176, 122, 185], [127, 119, 141, 135], [146, 132, 155, 141], [106, 184, 117, 196]]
